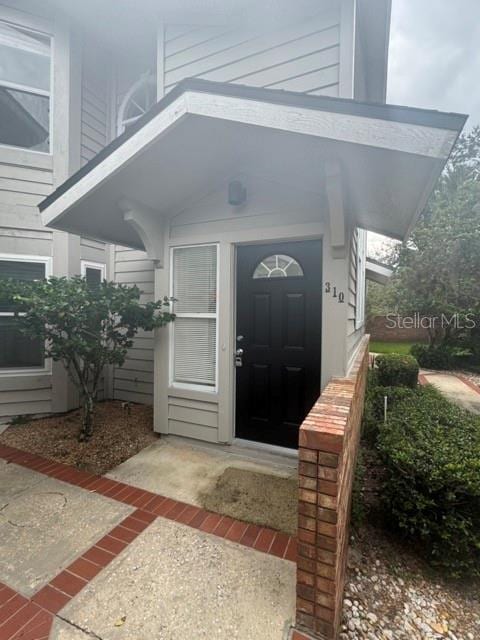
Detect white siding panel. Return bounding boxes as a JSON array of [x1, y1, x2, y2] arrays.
[[0, 375, 52, 419], [164, 10, 340, 96], [0, 400, 52, 417], [236, 46, 339, 88], [167, 394, 219, 441], [80, 37, 110, 166], [168, 419, 218, 443], [0, 165, 53, 185], [113, 246, 156, 405], [80, 236, 108, 264]]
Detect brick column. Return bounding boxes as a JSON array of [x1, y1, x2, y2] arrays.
[[295, 336, 369, 640]]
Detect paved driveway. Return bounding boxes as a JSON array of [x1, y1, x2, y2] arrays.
[[0, 445, 296, 640]]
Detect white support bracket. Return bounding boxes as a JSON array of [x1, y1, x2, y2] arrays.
[[325, 160, 347, 259], [118, 197, 165, 268]]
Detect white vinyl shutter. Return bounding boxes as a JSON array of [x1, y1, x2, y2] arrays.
[[172, 245, 217, 387]]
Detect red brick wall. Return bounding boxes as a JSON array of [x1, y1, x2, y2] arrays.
[[295, 335, 369, 640], [366, 315, 429, 343]]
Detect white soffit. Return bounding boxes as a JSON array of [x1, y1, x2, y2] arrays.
[[39, 81, 466, 245]]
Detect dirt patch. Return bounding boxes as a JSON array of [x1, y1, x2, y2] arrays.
[[199, 466, 297, 535], [0, 401, 157, 475]]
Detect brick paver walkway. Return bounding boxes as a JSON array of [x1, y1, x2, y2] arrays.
[[0, 444, 297, 639]]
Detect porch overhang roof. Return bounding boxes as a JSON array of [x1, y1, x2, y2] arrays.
[[366, 257, 394, 285], [39, 79, 467, 249]]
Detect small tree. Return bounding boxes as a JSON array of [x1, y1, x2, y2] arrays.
[[389, 126, 480, 347], [0, 276, 174, 441]]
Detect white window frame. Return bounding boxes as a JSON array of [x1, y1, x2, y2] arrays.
[[355, 229, 367, 330], [169, 243, 219, 393], [80, 260, 106, 281], [0, 10, 53, 156], [0, 253, 52, 376]]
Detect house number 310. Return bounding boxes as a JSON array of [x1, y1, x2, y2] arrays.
[[324, 282, 345, 303]]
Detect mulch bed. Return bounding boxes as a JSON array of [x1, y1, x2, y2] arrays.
[[0, 401, 158, 475]]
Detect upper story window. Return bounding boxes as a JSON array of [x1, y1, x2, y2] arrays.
[[117, 72, 156, 135], [0, 20, 51, 153]]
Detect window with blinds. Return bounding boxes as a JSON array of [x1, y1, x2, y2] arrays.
[[0, 256, 49, 369], [171, 245, 218, 388]]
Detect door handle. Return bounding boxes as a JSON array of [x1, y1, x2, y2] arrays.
[[235, 348, 244, 367]]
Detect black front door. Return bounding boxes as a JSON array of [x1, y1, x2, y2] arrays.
[[235, 240, 322, 448]]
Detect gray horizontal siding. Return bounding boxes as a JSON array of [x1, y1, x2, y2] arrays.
[[0, 375, 52, 419], [80, 236, 108, 264], [81, 38, 109, 166], [0, 157, 52, 215], [113, 246, 156, 405], [163, 8, 340, 97], [168, 395, 219, 443]]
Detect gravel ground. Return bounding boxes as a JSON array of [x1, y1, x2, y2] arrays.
[[0, 401, 157, 474], [341, 525, 480, 640]]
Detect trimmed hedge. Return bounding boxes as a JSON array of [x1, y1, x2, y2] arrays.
[[375, 353, 419, 388], [410, 343, 454, 369], [377, 384, 480, 577], [361, 370, 417, 443]]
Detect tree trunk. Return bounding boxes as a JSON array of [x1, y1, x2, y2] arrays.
[[79, 394, 94, 442]]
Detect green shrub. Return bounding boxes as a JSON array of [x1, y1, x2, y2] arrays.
[[410, 343, 454, 369], [351, 450, 366, 528], [362, 370, 418, 443], [375, 353, 419, 388], [377, 384, 480, 577]]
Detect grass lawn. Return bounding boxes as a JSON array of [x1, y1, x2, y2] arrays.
[[369, 341, 416, 355]]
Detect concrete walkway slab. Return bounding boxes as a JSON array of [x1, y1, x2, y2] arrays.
[[0, 458, 45, 503], [421, 372, 480, 414], [56, 517, 295, 640], [0, 462, 132, 596], [106, 437, 297, 508], [106, 438, 298, 533]]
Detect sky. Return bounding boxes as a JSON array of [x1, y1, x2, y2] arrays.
[[369, 0, 480, 257], [387, 0, 480, 125]]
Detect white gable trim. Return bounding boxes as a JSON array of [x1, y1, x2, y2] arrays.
[[40, 88, 459, 231]]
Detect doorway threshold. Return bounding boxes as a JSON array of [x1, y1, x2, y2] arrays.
[[232, 438, 298, 463]]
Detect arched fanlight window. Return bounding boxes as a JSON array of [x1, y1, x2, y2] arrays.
[[253, 254, 304, 279], [117, 72, 157, 135]]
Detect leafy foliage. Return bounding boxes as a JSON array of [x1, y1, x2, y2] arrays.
[[375, 353, 419, 388], [361, 370, 416, 444], [377, 384, 480, 577], [389, 127, 480, 347], [410, 343, 454, 370], [0, 276, 175, 439]]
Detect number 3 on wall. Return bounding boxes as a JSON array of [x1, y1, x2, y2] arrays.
[[324, 282, 345, 303]]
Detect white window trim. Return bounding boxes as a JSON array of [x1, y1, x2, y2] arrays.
[[355, 229, 367, 330], [0, 253, 52, 376], [0, 10, 53, 156], [80, 260, 106, 281], [169, 243, 219, 393]]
